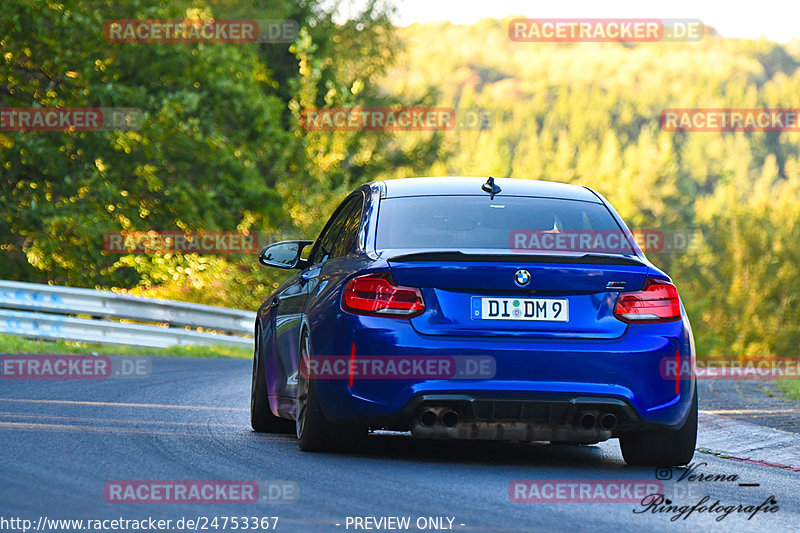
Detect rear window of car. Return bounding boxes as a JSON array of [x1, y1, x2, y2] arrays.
[[376, 195, 635, 254]]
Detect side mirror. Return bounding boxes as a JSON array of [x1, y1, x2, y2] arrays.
[[259, 240, 313, 269]]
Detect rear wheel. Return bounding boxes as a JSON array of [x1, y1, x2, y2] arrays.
[[251, 323, 294, 433], [296, 331, 366, 452], [619, 386, 697, 466]]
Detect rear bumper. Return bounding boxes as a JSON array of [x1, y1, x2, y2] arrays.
[[403, 393, 641, 441], [309, 311, 695, 435]]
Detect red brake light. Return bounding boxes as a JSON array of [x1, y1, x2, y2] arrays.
[[614, 279, 681, 323], [342, 274, 425, 318]]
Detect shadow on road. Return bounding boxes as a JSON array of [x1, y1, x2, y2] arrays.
[[307, 432, 638, 470]]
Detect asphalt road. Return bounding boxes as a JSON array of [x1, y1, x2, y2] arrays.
[[1, 356, 799, 533]]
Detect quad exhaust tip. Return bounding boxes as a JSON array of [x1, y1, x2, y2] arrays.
[[578, 411, 617, 431], [578, 412, 596, 430], [419, 408, 615, 431], [418, 409, 460, 428], [600, 413, 618, 431], [419, 410, 437, 427], [441, 410, 459, 428]]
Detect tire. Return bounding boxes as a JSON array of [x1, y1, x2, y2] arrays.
[[250, 323, 294, 433], [296, 331, 365, 452], [619, 386, 697, 466]]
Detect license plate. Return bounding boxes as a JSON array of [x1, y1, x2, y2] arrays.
[[471, 297, 569, 322]]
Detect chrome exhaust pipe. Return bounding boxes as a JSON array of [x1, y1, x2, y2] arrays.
[[441, 410, 459, 428], [578, 412, 596, 430], [600, 413, 618, 431], [419, 410, 437, 427]]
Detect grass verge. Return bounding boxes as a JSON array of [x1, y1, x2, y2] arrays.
[[0, 333, 251, 359], [777, 380, 800, 400]]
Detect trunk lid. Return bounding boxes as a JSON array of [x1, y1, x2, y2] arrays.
[[386, 251, 647, 339]]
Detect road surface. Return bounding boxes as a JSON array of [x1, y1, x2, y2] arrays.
[[1, 356, 798, 532]]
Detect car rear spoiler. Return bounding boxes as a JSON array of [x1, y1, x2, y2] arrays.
[[380, 250, 646, 266]]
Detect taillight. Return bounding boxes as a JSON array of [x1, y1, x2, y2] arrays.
[[342, 273, 425, 318], [613, 279, 681, 323]]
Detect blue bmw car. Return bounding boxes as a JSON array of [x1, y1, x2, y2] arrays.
[[251, 177, 697, 466]]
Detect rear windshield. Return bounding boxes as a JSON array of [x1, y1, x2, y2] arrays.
[[376, 195, 635, 254]]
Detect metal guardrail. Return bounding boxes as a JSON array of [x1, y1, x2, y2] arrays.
[[0, 281, 255, 348]]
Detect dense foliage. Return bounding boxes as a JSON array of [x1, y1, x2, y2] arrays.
[[2, 0, 425, 308], [382, 20, 800, 358]]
